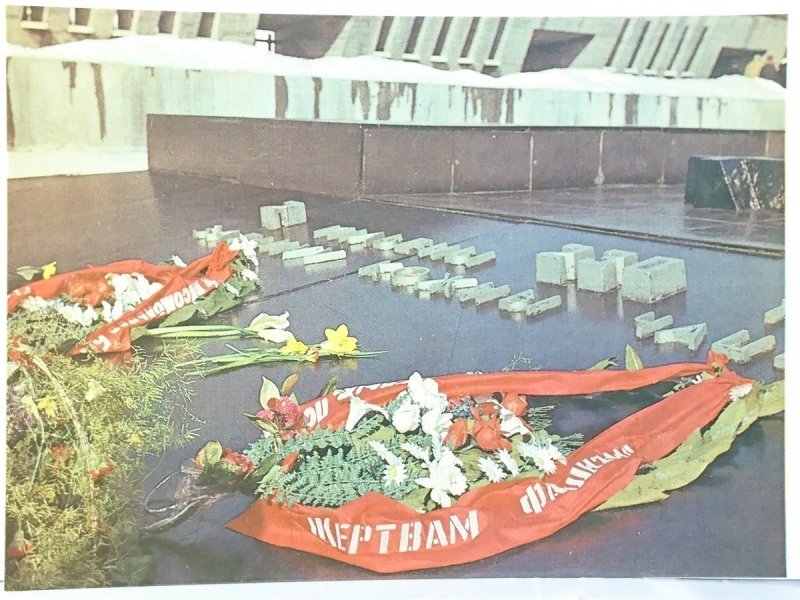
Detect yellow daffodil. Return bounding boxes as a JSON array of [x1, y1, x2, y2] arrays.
[[320, 324, 358, 355], [41, 262, 57, 280], [279, 334, 309, 356], [37, 397, 57, 419]]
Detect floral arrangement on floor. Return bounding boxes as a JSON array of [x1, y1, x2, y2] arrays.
[[195, 372, 583, 512]]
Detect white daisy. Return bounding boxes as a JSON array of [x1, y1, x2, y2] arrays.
[[384, 460, 408, 487], [478, 457, 507, 483], [495, 449, 520, 476]]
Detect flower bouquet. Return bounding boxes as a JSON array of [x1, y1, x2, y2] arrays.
[[185, 353, 779, 573], [7, 238, 256, 355]]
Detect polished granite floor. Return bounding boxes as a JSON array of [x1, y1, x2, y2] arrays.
[[5, 172, 787, 585], [366, 185, 785, 256]]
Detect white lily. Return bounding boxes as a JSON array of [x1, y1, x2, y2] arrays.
[[391, 400, 421, 433], [257, 328, 292, 344], [247, 312, 290, 333], [498, 405, 530, 437], [344, 392, 389, 431], [421, 407, 453, 441], [407, 372, 448, 412], [478, 457, 507, 483], [229, 235, 259, 266], [416, 444, 468, 508]]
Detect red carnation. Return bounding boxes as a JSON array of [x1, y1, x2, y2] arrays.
[[501, 393, 528, 417], [443, 419, 469, 450]]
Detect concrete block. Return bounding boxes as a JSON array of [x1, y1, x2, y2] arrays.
[[499, 289, 536, 313], [393, 238, 434, 254], [474, 284, 511, 306], [444, 278, 479, 298], [417, 276, 462, 293], [358, 261, 390, 279], [536, 252, 569, 285], [621, 256, 687, 303], [378, 262, 405, 274], [561, 244, 596, 280], [576, 258, 617, 293], [711, 330, 751, 354], [654, 323, 707, 351], [193, 225, 222, 240], [774, 353, 785, 371], [283, 200, 307, 226], [348, 231, 385, 245], [429, 244, 462, 260], [282, 246, 325, 261], [602, 249, 639, 282], [417, 242, 450, 258], [243, 232, 267, 244], [260, 205, 288, 230], [313, 225, 346, 240], [525, 295, 563, 317], [256, 236, 277, 251], [302, 250, 346, 265], [328, 228, 366, 243], [457, 283, 495, 303], [372, 234, 404, 251], [721, 334, 777, 364], [464, 251, 496, 269], [764, 299, 785, 325], [390, 267, 431, 287], [634, 311, 674, 339], [261, 240, 301, 256], [444, 246, 477, 265], [213, 229, 242, 243]]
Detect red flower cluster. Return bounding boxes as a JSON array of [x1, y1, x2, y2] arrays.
[[8, 337, 32, 369], [256, 395, 307, 439], [89, 459, 115, 481], [470, 405, 512, 452], [443, 419, 469, 449], [221, 448, 255, 476], [64, 273, 114, 307]]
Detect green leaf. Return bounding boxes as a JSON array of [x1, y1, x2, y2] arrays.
[[15, 265, 39, 281], [588, 357, 617, 371], [158, 304, 199, 328], [259, 377, 281, 408], [399, 487, 430, 513], [759, 380, 784, 417], [281, 373, 299, 395], [318, 376, 338, 398], [196, 441, 224, 467], [625, 344, 644, 370]]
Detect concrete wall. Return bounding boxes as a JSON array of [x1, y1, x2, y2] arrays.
[[6, 55, 785, 153], [148, 115, 781, 197]]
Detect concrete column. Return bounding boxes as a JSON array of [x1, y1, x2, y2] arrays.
[[379, 16, 414, 60], [212, 13, 259, 44], [412, 16, 445, 64], [87, 9, 115, 39], [464, 17, 500, 71], [609, 17, 648, 71], [132, 11, 160, 35], [632, 17, 668, 74], [649, 17, 688, 75], [570, 17, 625, 68], [328, 16, 381, 56], [437, 16, 473, 69], [687, 16, 724, 77], [493, 17, 540, 75], [173, 12, 202, 38], [669, 17, 709, 76]]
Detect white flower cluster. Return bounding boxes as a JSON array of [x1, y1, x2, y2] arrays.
[[391, 373, 453, 442], [19, 272, 164, 327], [517, 437, 566, 476], [227, 235, 259, 269]]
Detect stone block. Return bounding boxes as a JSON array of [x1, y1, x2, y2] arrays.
[[716, 333, 776, 364], [429, 244, 462, 260], [282, 246, 324, 261], [378, 262, 405, 274], [372, 234, 404, 251], [302, 250, 346, 265], [774, 353, 785, 371], [393, 238, 434, 255], [444, 246, 477, 265], [261, 240, 301, 256], [260, 205, 288, 230], [464, 251, 496, 269], [328, 228, 366, 243], [602, 249, 639, 283], [313, 225, 346, 240], [348, 231, 385, 245], [358, 261, 390, 279], [561, 244, 596, 280], [499, 289, 536, 313], [417, 276, 463, 294], [711, 330, 751, 354], [536, 252, 569, 285], [193, 225, 222, 240], [621, 256, 687, 303], [654, 323, 707, 351], [525, 295, 562, 317], [764, 299, 785, 326], [634, 312, 674, 339], [283, 201, 307, 226], [418, 242, 450, 258], [576, 259, 617, 293], [443, 278, 479, 298], [457, 283, 494, 303]]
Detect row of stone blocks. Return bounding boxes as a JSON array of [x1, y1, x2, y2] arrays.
[[536, 244, 687, 303]]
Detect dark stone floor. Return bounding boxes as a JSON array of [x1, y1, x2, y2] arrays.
[[6, 173, 787, 585]]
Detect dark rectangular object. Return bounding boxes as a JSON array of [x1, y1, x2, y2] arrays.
[[601, 129, 665, 185], [530, 129, 601, 189], [452, 129, 531, 193], [147, 115, 363, 197], [362, 127, 454, 194], [684, 156, 785, 211]]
